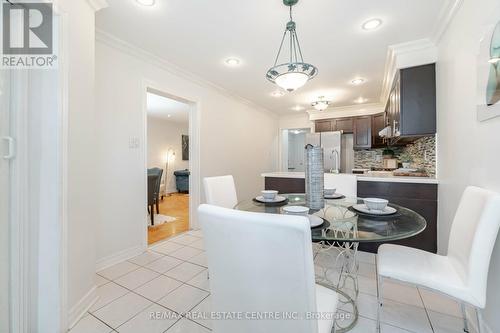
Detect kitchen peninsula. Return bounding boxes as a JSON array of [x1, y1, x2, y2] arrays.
[[262, 172, 438, 253]]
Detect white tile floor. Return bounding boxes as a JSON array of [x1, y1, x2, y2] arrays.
[[71, 230, 471, 333]]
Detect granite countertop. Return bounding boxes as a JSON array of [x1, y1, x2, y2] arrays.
[[261, 172, 438, 184]]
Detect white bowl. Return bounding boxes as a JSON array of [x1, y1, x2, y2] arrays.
[[261, 190, 278, 200], [363, 198, 389, 211], [324, 188, 337, 196], [282, 206, 310, 216]]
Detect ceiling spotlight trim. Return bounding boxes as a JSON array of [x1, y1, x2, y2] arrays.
[[362, 18, 383, 30], [266, 0, 318, 92], [136, 0, 156, 6], [224, 57, 241, 67], [351, 78, 366, 85]]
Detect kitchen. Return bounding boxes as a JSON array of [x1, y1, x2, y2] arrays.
[[267, 63, 438, 254]]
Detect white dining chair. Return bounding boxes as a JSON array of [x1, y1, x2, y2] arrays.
[[376, 186, 500, 333], [198, 204, 338, 333], [324, 174, 357, 198], [203, 175, 238, 209]]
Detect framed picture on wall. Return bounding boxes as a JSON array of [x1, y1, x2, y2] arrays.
[[477, 20, 500, 121], [182, 135, 189, 160]]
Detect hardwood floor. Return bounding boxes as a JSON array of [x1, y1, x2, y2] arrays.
[[148, 193, 189, 245]]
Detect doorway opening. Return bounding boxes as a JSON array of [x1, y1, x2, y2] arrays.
[[146, 89, 191, 245], [281, 128, 311, 172]]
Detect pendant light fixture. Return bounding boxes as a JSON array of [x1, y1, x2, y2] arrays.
[[311, 96, 330, 111], [266, 0, 318, 92]]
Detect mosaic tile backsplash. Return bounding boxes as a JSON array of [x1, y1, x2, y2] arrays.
[[354, 136, 436, 176]]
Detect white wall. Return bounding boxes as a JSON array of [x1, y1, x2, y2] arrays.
[[279, 113, 313, 131], [95, 38, 278, 264], [147, 116, 189, 193], [436, 0, 500, 331], [52, 0, 101, 328]]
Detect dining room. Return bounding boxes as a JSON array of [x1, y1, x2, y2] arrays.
[[25, 0, 500, 332]]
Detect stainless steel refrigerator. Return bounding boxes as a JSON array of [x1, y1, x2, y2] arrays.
[[305, 131, 341, 173]]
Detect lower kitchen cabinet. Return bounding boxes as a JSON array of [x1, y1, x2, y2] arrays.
[[357, 181, 437, 254], [264, 176, 438, 254]]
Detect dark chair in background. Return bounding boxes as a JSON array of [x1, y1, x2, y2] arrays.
[[147, 174, 159, 225], [148, 168, 164, 214], [174, 169, 190, 193]]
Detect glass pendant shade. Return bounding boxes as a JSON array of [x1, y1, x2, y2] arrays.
[[311, 97, 330, 111], [266, 1, 317, 92], [275, 72, 309, 92]]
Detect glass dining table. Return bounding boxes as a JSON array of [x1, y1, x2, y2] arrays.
[[234, 193, 427, 332]]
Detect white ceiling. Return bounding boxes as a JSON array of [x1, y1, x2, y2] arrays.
[[97, 0, 452, 115], [147, 92, 189, 123]]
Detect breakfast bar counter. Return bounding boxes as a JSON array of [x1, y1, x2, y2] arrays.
[[262, 172, 438, 254], [261, 171, 439, 184]]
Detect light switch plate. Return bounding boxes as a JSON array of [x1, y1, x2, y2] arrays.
[[129, 137, 140, 149]]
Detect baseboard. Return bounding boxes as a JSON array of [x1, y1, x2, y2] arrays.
[[95, 244, 146, 272], [68, 286, 98, 329]]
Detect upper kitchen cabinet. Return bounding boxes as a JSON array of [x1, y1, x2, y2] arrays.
[[386, 64, 436, 142], [315, 118, 353, 133], [372, 112, 386, 148], [353, 116, 372, 149], [315, 120, 333, 132], [334, 118, 354, 133]]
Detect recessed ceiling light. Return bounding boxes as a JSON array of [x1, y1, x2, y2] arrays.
[[136, 0, 156, 6], [271, 90, 285, 98], [362, 18, 382, 31], [291, 105, 304, 111], [355, 97, 368, 104], [351, 78, 365, 85], [224, 57, 241, 67], [167, 114, 172, 118], [489, 57, 500, 64]]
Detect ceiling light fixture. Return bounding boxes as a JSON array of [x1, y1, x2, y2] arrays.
[[291, 105, 304, 111], [271, 90, 285, 97], [351, 78, 365, 85], [266, 0, 318, 92], [311, 96, 330, 111], [167, 114, 172, 118], [362, 18, 382, 31], [224, 57, 241, 67], [136, 0, 156, 6], [489, 57, 500, 64], [355, 97, 368, 104]]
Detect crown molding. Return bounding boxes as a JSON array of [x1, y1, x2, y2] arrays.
[[380, 39, 437, 103], [95, 29, 277, 118], [379, 0, 462, 104], [430, 0, 464, 44], [86, 0, 108, 12], [307, 103, 384, 121]]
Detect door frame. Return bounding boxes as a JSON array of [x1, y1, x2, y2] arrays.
[[141, 80, 201, 248]]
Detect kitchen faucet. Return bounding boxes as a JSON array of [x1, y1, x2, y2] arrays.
[[330, 149, 340, 174]]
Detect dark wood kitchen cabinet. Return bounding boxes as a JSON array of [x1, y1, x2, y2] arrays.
[[314, 113, 386, 149], [334, 118, 354, 133], [386, 63, 436, 142], [357, 181, 438, 254], [372, 112, 386, 148], [315, 120, 333, 133], [353, 116, 372, 149]]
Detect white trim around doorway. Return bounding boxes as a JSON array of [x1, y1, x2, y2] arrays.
[[141, 81, 202, 249]]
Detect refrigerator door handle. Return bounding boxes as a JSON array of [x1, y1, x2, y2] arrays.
[[2, 136, 15, 160]]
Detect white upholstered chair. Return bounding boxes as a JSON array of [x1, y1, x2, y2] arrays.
[[198, 204, 338, 333], [324, 174, 357, 198], [203, 175, 238, 209], [376, 186, 500, 333]]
